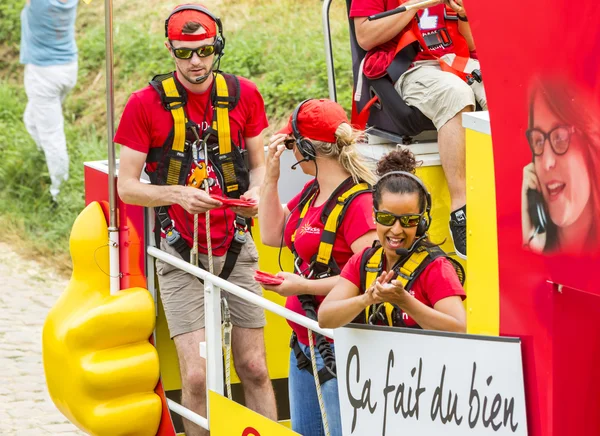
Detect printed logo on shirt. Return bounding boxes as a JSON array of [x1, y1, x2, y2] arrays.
[[299, 223, 321, 236], [419, 8, 438, 30], [455, 209, 466, 223]]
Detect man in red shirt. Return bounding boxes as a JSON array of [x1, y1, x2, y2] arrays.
[[115, 4, 276, 435], [351, 0, 487, 259]]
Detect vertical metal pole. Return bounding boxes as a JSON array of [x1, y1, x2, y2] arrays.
[[322, 0, 337, 102], [105, 0, 120, 294], [204, 281, 224, 428]]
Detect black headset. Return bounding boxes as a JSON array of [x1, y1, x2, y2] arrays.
[[376, 171, 432, 237], [291, 99, 317, 161], [164, 5, 226, 56]]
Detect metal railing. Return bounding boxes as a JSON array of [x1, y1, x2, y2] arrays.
[[148, 246, 335, 431]]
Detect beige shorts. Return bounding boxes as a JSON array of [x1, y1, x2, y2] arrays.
[[394, 54, 488, 130], [156, 236, 266, 338]]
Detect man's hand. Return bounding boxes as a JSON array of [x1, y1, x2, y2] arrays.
[[405, 0, 443, 8], [178, 186, 222, 214], [231, 186, 260, 218], [445, 0, 466, 16]]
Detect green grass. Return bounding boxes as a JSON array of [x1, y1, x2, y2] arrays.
[[0, 0, 354, 268]]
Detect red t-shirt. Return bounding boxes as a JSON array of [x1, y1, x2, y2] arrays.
[[341, 247, 466, 328], [350, 0, 457, 73], [114, 73, 268, 256], [284, 182, 375, 345]]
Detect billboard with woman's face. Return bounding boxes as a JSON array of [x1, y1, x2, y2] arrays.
[[466, 2, 600, 436], [521, 78, 600, 256]]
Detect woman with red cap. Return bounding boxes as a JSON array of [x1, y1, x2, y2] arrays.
[[259, 98, 377, 435]]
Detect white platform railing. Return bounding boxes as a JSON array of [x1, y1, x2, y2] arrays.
[[148, 246, 334, 431]]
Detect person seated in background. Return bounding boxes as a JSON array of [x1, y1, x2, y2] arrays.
[[318, 149, 466, 332], [259, 98, 378, 436], [351, 0, 488, 259]]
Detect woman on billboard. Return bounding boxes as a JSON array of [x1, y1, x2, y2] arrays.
[[522, 78, 600, 255]]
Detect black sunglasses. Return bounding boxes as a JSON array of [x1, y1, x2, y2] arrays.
[[170, 44, 216, 59], [374, 210, 422, 227], [525, 125, 575, 157]]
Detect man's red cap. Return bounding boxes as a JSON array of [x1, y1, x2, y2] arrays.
[[277, 99, 349, 143], [167, 3, 217, 42]]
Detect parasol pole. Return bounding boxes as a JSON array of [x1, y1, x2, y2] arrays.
[[104, 0, 120, 294]]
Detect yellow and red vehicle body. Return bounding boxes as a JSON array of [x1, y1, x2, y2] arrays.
[[44, 0, 600, 434]]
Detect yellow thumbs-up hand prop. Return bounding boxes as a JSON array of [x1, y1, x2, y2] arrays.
[[43, 202, 161, 435]]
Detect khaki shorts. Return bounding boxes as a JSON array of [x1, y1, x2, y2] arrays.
[[156, 236, 266, 338], [394, 54, 488, 130]]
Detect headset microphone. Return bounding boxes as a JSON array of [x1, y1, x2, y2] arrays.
[[395, 248, 409, 257], [193, 54, 223, 84], [291, 158, 310, 170], [194, 72, 211, 83]]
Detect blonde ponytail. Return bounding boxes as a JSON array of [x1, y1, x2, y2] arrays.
[[311, 123, 377, 185]]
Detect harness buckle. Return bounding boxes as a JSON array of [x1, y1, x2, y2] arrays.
[[233, 216, 247, 245], [221, 299, 233, 347], [165, 227, 182, 246], [234, 228, 247, 245]]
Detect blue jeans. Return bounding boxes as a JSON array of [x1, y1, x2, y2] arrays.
[[289, 342, 342, 436]]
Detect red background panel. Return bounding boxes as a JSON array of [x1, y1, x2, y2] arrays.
[[467, 2, 600, 435]]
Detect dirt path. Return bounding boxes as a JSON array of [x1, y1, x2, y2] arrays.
[[0, 242, 85, 435]]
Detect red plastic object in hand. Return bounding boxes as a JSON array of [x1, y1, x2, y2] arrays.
[[211, 194, 258, 208], [254, 270, 284, 286]]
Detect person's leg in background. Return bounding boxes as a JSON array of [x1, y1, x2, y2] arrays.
[[395, 64, 476, 259], [23, 62, 77, 202], [225, 237, 277, 420], [231, 327, 277, 419], [156, 239, 217, 436], [288, 343, 342, 436], [173, 329, 209, 436], [23, 64, 42, 150]]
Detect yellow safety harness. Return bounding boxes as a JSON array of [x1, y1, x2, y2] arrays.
[[291, 177, 372, 278], [359, 243, 465, 327], [146, 71, 249, 281], [288, 177, 372, 392]]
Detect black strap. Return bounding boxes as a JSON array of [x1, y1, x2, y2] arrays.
[[216, 237, 243, 281], [177, 240, 243, 282], [387, 42, 420, 83], [290, 332, 336, 385], [155, 209, 246, 282], [297, 295, 337, 379], [147, 147, 162, 164]]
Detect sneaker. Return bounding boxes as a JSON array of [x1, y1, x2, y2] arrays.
[[449, 205, 467, 259]]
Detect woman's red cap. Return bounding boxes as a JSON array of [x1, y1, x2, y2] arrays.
[[277, 99, 349, 143]]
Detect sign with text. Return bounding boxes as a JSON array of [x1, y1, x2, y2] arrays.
[[335, 325, 527, 436]]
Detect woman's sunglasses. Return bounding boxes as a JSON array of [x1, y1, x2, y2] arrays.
[[170, 44, 216, 60], [374, 210, 422, 227]]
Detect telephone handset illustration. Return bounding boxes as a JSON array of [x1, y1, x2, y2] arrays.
[[527, 188, 548, 234]]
